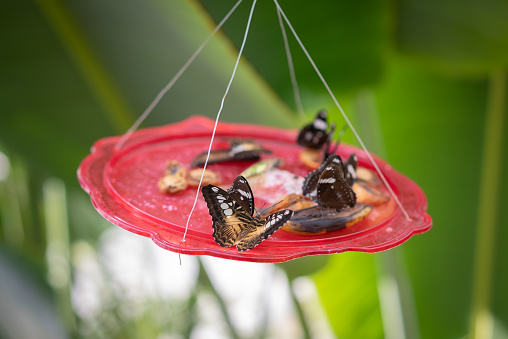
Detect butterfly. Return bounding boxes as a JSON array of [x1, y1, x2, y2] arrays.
[[302, 154, 356, 210], [202, 175, 294, 251], [297, 110, 335, 149], [317, 163, 357, 210], [228, 139, 271, 160], [191, 139, 271, 167]]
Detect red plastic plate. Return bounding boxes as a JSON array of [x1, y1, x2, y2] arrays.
[[78, 116, 432, 262]]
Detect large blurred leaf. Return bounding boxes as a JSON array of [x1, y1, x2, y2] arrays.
[[372, 58, 502, 338], [0, 0, 294, 186], [0, 1, 117, 184], [313, 57, 506, 338], [66, 0, 295, 125], [395, 0, 508, 74]]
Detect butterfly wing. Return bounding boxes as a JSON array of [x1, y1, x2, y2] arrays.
[[343, 153, 358, 186], [191, 149, 232, 167], [236, 210, 294, 251], [227, 175, 255, 216], [201, 185, 255, 247], [302, 167, 321, 201], [317, 164, 357, 210]]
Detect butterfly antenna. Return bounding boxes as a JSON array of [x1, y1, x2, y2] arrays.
[[324, 123, 336, 159], [257, 199, 285, 217], [326, 123, 348, 158], [254, 202, 268, 217]]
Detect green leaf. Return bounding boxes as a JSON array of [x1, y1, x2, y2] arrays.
[[0, 0, 295, 186], [372, 58, 506, 338], [0, 1, 118, 184], [313, 252, 383, 339], [395, 0, 508, 74]]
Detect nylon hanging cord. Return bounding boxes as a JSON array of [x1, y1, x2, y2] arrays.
[[273, 0, 411, 221], [114, 0, 244, 151], [276, 4, 305, 121], [182, 0, 259, 243]]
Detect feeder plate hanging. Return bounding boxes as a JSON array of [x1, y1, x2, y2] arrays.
[[78, 116, 432, 263]]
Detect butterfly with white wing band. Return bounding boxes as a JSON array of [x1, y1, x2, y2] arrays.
[[202, 175, 293, 251], [302, 154, 357, 210], [297, 110, 336, 149]]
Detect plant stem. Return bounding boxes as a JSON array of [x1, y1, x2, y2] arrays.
[[197, 258, 241, 339], [469, 71, 506, 339], [43, 178, 76, 332], [289, 283, 312, 339]]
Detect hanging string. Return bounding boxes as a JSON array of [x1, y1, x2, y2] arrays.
[[182, 0, 259, 243], [114, 0, 244, 151], [275, 4, 305, 121], [273, 0, 411, 221]]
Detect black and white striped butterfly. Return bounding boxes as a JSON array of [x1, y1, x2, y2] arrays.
[[297, 110, 335, 149], [202, 176, 293, 251], [302, 154, 356, 210]]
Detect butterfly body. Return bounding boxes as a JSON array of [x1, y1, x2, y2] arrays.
[[202, 176, 293, 251]]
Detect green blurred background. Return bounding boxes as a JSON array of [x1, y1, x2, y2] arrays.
[[1, 0, 507, 338]]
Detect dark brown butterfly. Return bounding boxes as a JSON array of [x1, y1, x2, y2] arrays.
[[302, 154, 345, 200], [192, 139, 271, 167], [302, 154, 356, 210], [202, 176, 293, 251], [297, 110, 335, 149], [228, 139, 271, 160], [317, 163, 356, 210]]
